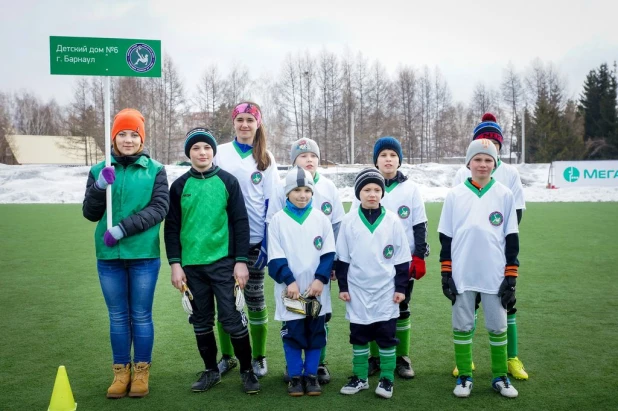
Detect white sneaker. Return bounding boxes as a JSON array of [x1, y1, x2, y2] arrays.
[[375, 377, 394, 399], [251, 356, 268, 378], [340, 376, 369, 395], [453, 376, 473, 398], [492, 376, 518, 398]]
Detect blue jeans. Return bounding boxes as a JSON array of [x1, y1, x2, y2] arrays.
[[97, 258, 160, 364]]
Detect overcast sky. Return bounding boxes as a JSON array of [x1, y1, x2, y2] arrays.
[[1, 0, 616, 106]]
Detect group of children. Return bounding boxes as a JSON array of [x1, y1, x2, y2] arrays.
[[88, 102, 527, 400]]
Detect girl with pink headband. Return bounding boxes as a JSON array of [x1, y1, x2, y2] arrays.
[[213, 101, 279, 379]]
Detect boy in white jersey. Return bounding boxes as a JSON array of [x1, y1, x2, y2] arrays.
[[355, 137, 429, 380], [337, 169, 411, 399], [451, 113, 528, 381], [213, 102, 279, 377], [267, 166, 336, 397], [438, 139, 520, 399], [266, 138, 345, 384]]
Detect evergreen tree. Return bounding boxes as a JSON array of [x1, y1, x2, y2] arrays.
[[579, 62, 618, 158]]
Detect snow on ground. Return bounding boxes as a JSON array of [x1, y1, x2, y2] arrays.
[[1, 162, 618, 204]]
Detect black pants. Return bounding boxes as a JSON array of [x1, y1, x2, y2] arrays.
[[184, 258, 247, 336], [398, 280, 415, 320], [350, 318, 399, 348]]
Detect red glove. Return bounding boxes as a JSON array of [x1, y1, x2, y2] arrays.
[[409, 255, 426, 280]]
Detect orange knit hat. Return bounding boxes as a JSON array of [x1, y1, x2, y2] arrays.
[[112, 108, 145, 142]]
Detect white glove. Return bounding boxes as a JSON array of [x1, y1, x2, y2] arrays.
[[234, 281, 248, 327], [181, 282, 193, 315], [234, 281, 245, 311]]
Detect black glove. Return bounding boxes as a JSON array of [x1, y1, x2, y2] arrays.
[[498, 276, 517, 310], [441, 272, 458, 305]]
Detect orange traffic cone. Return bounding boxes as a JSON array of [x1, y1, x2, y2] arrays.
[[48, 366, 77, 411]]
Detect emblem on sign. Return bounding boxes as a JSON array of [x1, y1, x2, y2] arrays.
[[126, 43, 156, 73]]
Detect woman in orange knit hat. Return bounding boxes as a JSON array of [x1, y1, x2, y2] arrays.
[[82, 108, 169, 399]]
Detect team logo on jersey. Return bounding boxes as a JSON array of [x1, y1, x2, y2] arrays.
[[313, 236, 323, 250], [321, 202, 333, 215], [383, 245, 394, 259], [489, 211, 504, 226], [397, 205, 410, 219], [251, 171, 263, 185]]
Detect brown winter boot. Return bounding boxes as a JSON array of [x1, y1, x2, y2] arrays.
[[129, 362, 150, 397], [107, 364, 131, 398]]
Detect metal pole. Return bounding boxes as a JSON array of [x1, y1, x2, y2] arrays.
[[521, 107, 526, 164], [350, 111, 354, 164], [105, 76, 113, 229]]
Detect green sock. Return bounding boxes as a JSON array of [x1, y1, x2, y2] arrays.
[[248, 309, 268, 358], [319, 322, 329, 363], [395, 318, 411, 357], [217, 322, 234, 357], [454, 330, 474, 377], [489, 331, 508, 378], [507, 313, 518, 358], [369, 341, 379, 358], [379, 346, 396, 381], [352, 344, 370, 380]]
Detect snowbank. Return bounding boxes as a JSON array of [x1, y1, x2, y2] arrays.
[[1, 162, 617, 204]]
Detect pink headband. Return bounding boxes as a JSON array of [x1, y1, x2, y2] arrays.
[[232, 103, 262, 127]]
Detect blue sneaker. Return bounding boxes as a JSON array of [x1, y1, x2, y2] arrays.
[[453, 375, 473, 398], [492, 376, 518, 398]]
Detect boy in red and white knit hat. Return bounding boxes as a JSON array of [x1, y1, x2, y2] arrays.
[[451, 113, 528, 381]]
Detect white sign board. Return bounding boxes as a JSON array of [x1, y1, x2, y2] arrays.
[[552, 160, 618, 187]]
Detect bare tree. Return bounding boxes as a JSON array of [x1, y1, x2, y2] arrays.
[[433, 67, 452, 161], [418, 66, 433, 162], [225, 64, 250, 106], [501, 62, 524, 157], [395, 66, 418, 162], [61, 78, 99, 165], [12, 91, 63, 136], [279, 54, 301, 139], [0, 92, 15, 164], [353, 52, 372, 162]]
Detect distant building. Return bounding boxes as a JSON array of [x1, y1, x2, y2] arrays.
[[3, 135, 103, 165]]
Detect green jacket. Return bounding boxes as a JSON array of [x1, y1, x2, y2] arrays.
[[83, 152, 169, 260], [164, 166, 249, 266]]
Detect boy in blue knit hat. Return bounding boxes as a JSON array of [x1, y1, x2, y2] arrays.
[[351, 137, 429, 379]]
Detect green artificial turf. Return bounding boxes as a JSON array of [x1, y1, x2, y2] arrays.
[[0, 203, 616, 410]]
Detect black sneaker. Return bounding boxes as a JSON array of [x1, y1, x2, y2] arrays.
[[340, 375, 369, 395], [304, 374, 322, 396], [217, 355, 238, 376], [317, 363, 331, 384], [241, 370, 261, 394], [283, 366, 291, 383], [395, 356, 415, 379], [375, 377, 393, 399], [191, 369, 221, 392], [368, 356, 381, 376], [287, 376, 304, 397]]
